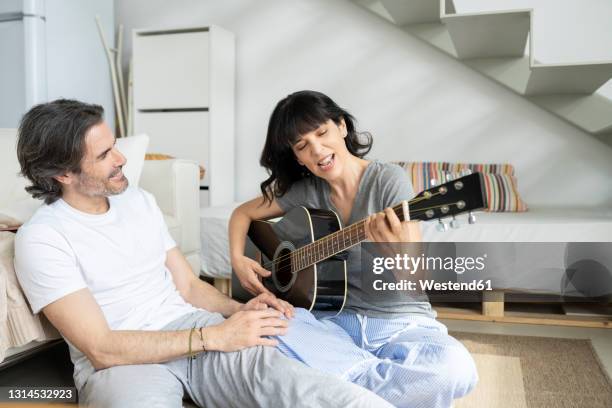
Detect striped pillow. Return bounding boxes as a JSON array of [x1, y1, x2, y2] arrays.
[[394, 162, 527, 212], [479, 173, 528, 212]]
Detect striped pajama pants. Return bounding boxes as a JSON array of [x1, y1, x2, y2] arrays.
[[276, 309, 478, 408]]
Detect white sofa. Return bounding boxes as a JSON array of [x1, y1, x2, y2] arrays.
[[0, 128, 201, 365]]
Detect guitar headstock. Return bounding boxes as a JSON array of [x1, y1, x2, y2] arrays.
[[406, 172, 487, 222]]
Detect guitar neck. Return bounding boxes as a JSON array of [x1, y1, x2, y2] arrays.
[[289, 172, 486, 272], [290, 202, 410, 272]]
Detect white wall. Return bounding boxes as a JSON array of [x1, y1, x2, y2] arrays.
[[116, 0, 612, 208], [47, 0, 115, 131]]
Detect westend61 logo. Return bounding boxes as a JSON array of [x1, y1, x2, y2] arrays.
[[372, 253, 487, 275]]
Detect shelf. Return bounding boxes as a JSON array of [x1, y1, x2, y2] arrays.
[[380, 0, 442, 25], [443, 10, 530, 59], [526, 61, 612, 95], [434, 302, 612, 329]]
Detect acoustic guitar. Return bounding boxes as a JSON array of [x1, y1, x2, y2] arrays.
[[232, 172, 487, 313]]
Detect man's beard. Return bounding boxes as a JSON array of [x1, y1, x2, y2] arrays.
[[76, 167, 129, 197]]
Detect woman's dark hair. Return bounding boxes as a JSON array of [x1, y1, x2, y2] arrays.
[[260, 90, 372, 203], [16, 99, 104, 204]]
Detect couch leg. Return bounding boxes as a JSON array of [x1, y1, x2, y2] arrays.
[[214, 278, 231, 296]]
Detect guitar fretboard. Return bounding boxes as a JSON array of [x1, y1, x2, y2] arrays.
[[290, 220, 367, 272], [289, 200, 413, 272]]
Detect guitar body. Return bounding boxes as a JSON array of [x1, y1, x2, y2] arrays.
[[232, 207, 347, 313]]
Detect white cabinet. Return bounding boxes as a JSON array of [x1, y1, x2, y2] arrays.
[[132, 26, 235, 207]]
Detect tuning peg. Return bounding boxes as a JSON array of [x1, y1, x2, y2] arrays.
[[461, 168, 473, 176], [430, 178, 438, 187], [468, 211, 477, 224], [436, 219, 448, 232], [450, 215, 460, 229]]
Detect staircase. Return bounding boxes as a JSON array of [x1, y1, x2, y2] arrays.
[[354, 0, 612, 145]]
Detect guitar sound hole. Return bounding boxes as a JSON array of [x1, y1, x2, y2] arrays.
[[273, 247, 295, 292]]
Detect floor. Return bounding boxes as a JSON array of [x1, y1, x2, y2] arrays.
[[1, 320, 611, 402], [441, 318, 612, 378]]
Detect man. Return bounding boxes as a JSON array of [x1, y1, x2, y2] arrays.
[[14, 99, 391, 408]]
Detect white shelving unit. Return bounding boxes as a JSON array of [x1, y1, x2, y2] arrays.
[[132, 25, 235, 206]]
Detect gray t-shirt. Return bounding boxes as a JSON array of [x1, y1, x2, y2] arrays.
[[276, 160, 435, 319]]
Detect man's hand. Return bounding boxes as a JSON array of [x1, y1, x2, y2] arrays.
[[241, 293, 295, 318], [203, 309, 288, 352]]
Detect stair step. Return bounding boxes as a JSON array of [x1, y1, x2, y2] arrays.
[[405, 23, 456, 58], [442, 10, 530, 59], [463, 56, 531, 94], [414, 50, 612, 138], [457, 56, 612, 134], [528, 93, 612, 136], [357, 0, 612, 142], [380, 0, 442, 25], [527, 62, 612, 95], [598, 122, 612, 137], [461, 57, 612, 95]]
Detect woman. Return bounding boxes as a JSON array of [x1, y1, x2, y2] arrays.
[[229, 91, 477, 407]]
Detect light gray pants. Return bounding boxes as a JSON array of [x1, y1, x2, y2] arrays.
[[79, 311, 392, 408]]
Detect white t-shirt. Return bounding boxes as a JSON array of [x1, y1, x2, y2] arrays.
[[14, 187, 197, 388]]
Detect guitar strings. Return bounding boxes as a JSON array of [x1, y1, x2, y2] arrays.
[[261, 215, 438, 277], [259, 199, 451, 272], [263, 198, 449, 270], [258, 200, 463, 274], [257, 196, 431, 270]]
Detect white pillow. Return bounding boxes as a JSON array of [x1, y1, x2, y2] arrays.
[[116, 134, 149, 187]]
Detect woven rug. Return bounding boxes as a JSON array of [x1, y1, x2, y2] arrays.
[[451, 332, 612, 408]]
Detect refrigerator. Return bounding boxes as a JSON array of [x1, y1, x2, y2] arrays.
[[0, 0, 114, 128]]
